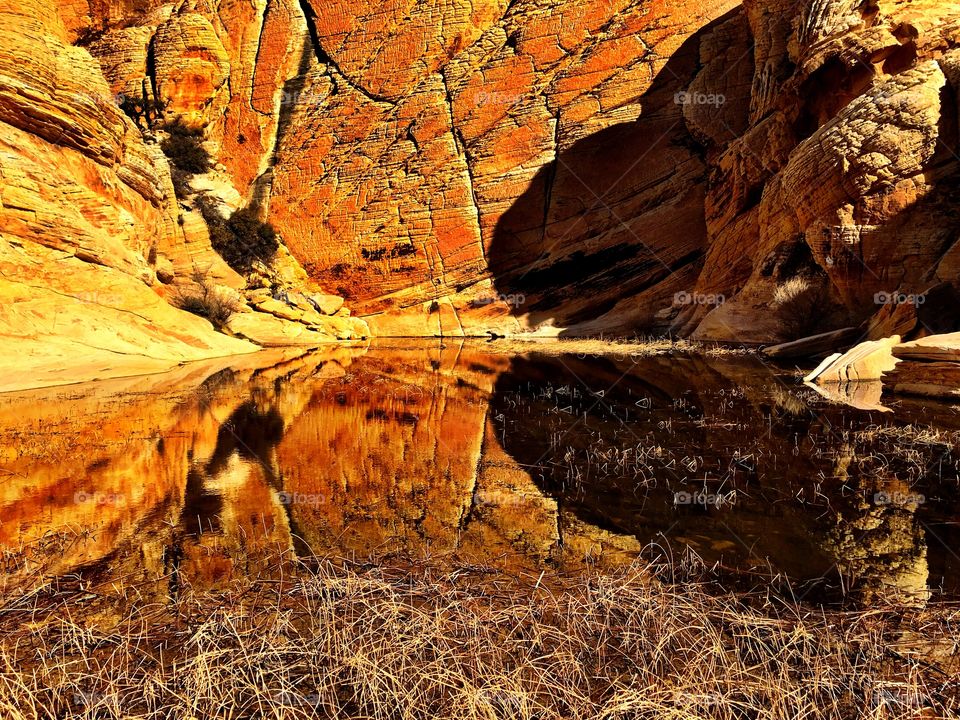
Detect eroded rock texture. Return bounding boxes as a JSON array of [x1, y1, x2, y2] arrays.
[[269, 0, 743, 336], [0, 0, 258, 390], [4, 0, 960, 370], [265, 0, 960, 341]]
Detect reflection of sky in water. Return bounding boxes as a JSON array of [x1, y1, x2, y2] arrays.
[[0, 341, 958, 607]]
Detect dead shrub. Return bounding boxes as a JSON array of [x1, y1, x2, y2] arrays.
[[174, 268, 240, 330]]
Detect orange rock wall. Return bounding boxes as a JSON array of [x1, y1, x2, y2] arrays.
[[4, 0, 960, 359]]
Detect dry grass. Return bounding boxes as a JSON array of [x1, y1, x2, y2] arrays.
[[174, 267, 242, 330], [1, 557, 957, 719], [773, 277, 831, 340], [486, 336, 747, 357]]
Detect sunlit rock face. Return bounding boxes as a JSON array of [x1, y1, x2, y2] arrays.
[[4, 0, 960, 361], [688, 0, 960, 343], [232, 0, 960, 340], [0, 0, 257, 391], [268, 0, 741, 335]]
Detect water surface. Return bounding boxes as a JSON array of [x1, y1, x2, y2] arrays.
[[2, 341, 958, 608]]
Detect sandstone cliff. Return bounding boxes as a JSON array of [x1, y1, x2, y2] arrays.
[[0, 0, 260, 390], [3, 0, 960, 386]]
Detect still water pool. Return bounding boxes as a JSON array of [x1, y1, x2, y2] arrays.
[[2, 341, 958, 606]]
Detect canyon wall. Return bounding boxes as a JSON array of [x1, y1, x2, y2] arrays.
[[0, 0, 258, 390], [3, 0, 960, 376]]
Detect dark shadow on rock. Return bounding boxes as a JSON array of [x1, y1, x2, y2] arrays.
[[250, 31, 316, 212], [487, 10, 743, 334]]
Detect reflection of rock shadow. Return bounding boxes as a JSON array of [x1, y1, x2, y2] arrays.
[[205, 400, 285, 482], [167, 396, 296, 594], [487, 11, 742, 333], [488, 353, 946, 602]]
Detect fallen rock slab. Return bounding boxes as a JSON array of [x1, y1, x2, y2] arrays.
[[762, 327, 859, 360], [884, 361, 960, 399], [803, 336, 902, 384], [226, 312, 369, 346], [226, 313, 336, 346], [892, 332, 960, 362]]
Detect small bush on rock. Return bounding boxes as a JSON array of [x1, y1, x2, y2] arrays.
[[774, 276, 831, 339], [215, 208, 278, 274], [161, 122, 211, 175], [192, 193, 279, 274], [119, 90, 166, 130], [170, 166, 193, 199], [175, 268, 240, 330]]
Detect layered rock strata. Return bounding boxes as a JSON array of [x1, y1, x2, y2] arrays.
[[4, 0, 960, 387]]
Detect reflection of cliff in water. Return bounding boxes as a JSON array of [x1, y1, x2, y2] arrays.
[[167, 393, 296, 595], [2, 343, 959, 610], [488, 353, 959, 603]]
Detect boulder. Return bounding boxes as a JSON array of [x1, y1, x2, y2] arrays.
[[155, 256, 176, 284], [309, 293, 345, 316], [762, 327, 859, 360], [804, 336, 902, 384]]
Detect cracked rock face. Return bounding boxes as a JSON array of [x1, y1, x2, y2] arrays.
[[268, 0, 741, 335], [263, 0, 960, 340], [3, 0, 960, 371]]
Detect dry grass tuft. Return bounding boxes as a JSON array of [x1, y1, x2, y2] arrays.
[[174, 267, 241, 330], [0, 558, 957, 719], [487, 336, 748, 357]]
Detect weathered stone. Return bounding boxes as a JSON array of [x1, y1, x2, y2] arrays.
[[155, 255, 175, 283], [884, 361, 960, 399], [893, 333, 960, 362], [804, 336, 902, 384], [252, 296, 304, 322], [226, 312, 334, 346], [309, 293, 345, 316], [153, 13, 231, 127], [0, 0, 259, 392], [246, 287, 274, 303]]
